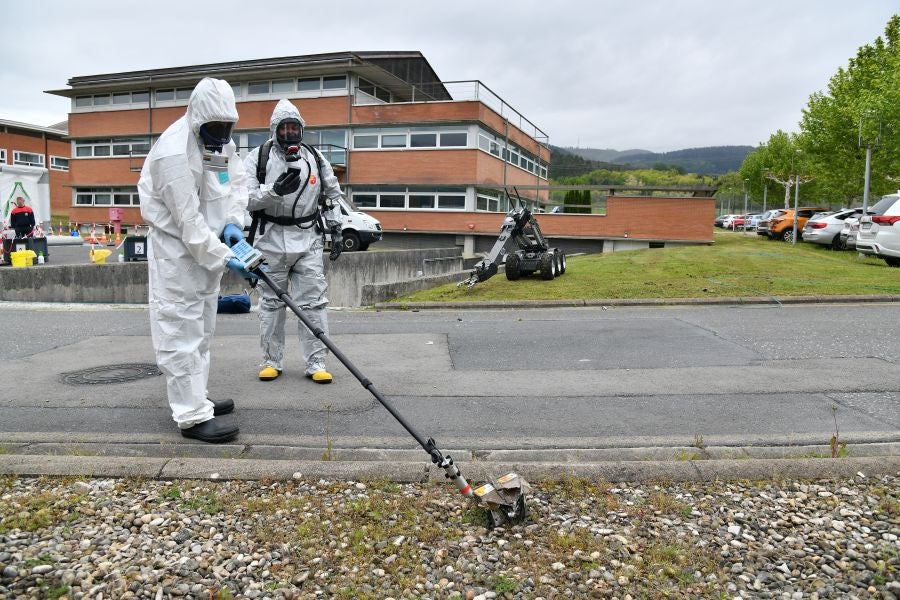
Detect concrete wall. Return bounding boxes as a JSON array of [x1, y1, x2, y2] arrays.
[[0, 247, 464, 307]]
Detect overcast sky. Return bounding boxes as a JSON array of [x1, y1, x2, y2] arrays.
[[1, 1, 895, 152]]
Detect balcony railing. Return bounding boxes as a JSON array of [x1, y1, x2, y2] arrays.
[[353, 79, 549, 146]]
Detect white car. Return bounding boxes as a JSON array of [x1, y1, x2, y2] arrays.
[[860, 192, 900, 267], [856, 192, 900, 257], [803, 208, 864, 250]]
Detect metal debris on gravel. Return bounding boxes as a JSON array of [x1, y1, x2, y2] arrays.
[[0, 473, 897, 599]]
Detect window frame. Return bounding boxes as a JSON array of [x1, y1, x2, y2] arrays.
[[13, 150, 45, 167], [49, 156, 70, 171], [0, 149, 6, 164], [73, 187, 141, 207]]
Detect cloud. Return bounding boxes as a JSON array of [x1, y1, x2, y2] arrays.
[[0, 0, 894, 152]]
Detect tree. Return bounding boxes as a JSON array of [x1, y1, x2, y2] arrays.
[[740, 131, 813, 209], [798, 14, 900, 202]]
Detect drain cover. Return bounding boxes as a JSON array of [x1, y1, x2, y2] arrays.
[[61, 363, 161, 385]]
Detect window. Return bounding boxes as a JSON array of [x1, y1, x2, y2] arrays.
[[230, 82, 241, 98], [357, 78, 390, 102], [381, 134, 407, 148], [175, 88, 192, 100], [13, 151, 44, 167], [113, 92, 131, 105], [248, 81, 270, 95], [92, 94, 111, 106], [74, 187, 140, 207], [155, 89, 174, 101], [74, 137, 154, 158], [298, 78, 320, 92], [353, 135, 378, 149], [75, 96, 92, 108], [410, 133, 437, 148], [50, 156, 69, 171], [439, 132, 467, 147], [351, 187, 467, 210], [323, 75, 347, 90], [0, 149, 5, 163], [132, 91, 149, 103], [272, 79, 294, 93]]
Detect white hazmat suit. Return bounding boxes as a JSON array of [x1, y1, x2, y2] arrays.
[[139, 78, 248, 429], [244, 99, 343, 380]]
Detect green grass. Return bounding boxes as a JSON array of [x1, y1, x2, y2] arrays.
[[393, 231, 899, 303]]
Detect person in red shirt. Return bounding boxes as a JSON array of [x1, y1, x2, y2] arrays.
[[9, 197, 35, 238]]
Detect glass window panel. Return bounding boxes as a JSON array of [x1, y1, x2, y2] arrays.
[[375, 88, 391, 102], [409, 195, 435, 209], [132, 91, 149, 103], [490, 141, 501, 156], [478, 136, 490, 151], [353, 194, 377, 208], [272, 79, 294, 93], [75, 96, 92, 107], [113, 92, 131, 104], [489, 198, 499, 212], [297, 78, 320, 91], [94, 194, 111, 205], [112, 144, 131, 156], [379, 195, 405, 208], [410, 133, 437, 148], [51, 157, 69, 170], [230, 83, 241, 97], [476, 197, 488, 211], [439, 132, 467, 147], [303, 131, 321, 145], [322, 75, 347, 90], [93, 146, 111, 156], [76, 147, 93, 157], [114, 194, 131, 205], [175, 88, 192, 100], [132, 143, 151, 155], [247, 132, 270, 149], [76, 194, 93, 205], [353, 135, 378, 149], [381, 134, 406, 148], [437, 195, 465, 209], [155, 89, 174, 101], [321, 130, 346, 147], [92, 95, 111, 105], [248, 81, 269, 95]]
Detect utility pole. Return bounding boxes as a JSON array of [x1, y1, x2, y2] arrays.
[[791, 151, 801, 244], [761, 167, 771, 214]]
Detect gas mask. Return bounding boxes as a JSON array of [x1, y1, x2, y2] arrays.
[[198, 121, 234, 153], [276, 118, 303, 163]]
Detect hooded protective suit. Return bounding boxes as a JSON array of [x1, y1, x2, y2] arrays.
[[244, 99, 343, 377], [139, 77, 248, 428]]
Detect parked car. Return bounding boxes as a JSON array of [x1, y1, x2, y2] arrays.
[[744, 214, 765, 231], [802, 208, 864, 249], [856, 192, 900, 258], [714, 214, 731, 228], [756, 209, 786, 238], [766, 206, 828, 242], [868, 195, 900, 267], [721, 214, 743, 229]]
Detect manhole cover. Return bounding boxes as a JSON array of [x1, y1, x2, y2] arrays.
[[61, 363, 162, 385]]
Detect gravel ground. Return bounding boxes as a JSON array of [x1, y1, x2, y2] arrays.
[[0, 473, 898, 600]]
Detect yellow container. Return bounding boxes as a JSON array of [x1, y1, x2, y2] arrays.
[[91, 248, 113, 264], [10, 250, 37, 267]]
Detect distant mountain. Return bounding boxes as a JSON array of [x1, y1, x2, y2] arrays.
[[558, 145, 754, 176]]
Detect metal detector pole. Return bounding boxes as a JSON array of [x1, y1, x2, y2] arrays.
[[254, 269, 475, 497]]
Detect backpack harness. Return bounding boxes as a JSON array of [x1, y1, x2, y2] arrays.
[[247, 140, 332, 244]]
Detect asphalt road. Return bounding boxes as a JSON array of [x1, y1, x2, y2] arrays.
[[1, 301, 898, 459]]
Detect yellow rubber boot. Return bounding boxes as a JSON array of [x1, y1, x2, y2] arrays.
[[259, 366, 282, 381], [308, 370, 333, 384]]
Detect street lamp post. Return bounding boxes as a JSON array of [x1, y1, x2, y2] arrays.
[[791, 151, 801, 245], [742, 179, 749, 232], [859, 110, 881, 213], [761, 167, 771, 214]]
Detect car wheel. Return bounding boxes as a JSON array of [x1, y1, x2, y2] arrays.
[[782, 229, 794, 243], [830, 234, 842, 250], [558, 251, 567, 275], [884, 257, 900, 268], [342, 231, 361, 252], [505, 253, 521, 280], [540, 252, 556, 280]]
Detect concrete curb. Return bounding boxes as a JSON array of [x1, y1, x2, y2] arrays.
[[0, 454, 896, 483], [374, 294, 900, 310]]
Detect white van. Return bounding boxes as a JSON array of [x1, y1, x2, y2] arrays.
[[331, 197, 382, 251]]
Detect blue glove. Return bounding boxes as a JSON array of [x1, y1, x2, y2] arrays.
[[226, 257, 257, 281], [222, 224, 244, 248]]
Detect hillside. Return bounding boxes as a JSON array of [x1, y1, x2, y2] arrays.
[[557, 145, 753, 176]]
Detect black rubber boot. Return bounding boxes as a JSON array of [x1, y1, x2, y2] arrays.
[[180, 418, 239, 443], [209, 398, 234, 416]]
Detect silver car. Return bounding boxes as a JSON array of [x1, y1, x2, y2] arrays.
[[803, 208, 864, 250]]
